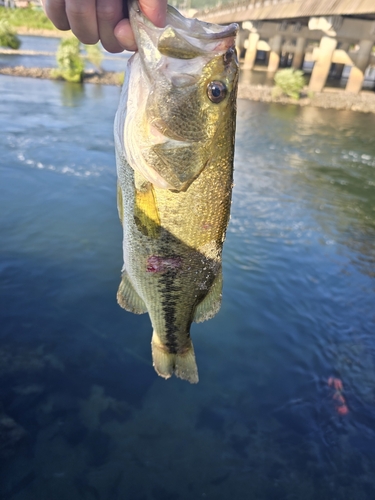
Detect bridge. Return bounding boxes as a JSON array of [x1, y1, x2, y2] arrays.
[[195, 0, 375, 93]]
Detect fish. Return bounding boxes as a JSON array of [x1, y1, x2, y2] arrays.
[[114, 0, 239, 383]]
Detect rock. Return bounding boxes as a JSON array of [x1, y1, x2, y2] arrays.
[[0, 66, 123, 86]]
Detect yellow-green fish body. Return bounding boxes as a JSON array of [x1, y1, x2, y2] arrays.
[[115, 1, 238, 383]]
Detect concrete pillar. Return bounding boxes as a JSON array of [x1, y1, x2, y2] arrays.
[[267, 35, 283, 73], [332, 42, 349, 79], [346, 40, 373, 93], [308, 36, 337, 93], [243, 32, 260, 70], [235, 37, 242, 61], [280, 52, 288, 67], [292, 37, 307, 70]]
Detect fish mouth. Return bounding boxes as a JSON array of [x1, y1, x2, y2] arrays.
[[129, 0, 238, 48], [121, 1, 239, 192]]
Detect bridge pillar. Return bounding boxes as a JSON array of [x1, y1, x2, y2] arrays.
[[268, 35, 283, 73], [292, 37, 307, 70], [243, 32, 260, 70], [332, 42, 349, 79], [308, 36, 337, 93], [346, 40, 374, 93]]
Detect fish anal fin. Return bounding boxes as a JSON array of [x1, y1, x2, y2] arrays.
[[193, 270, 223, 323], [117, 272, 148, 314]]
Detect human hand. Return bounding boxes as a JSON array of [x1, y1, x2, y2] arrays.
[[42, 0, 167, 53]]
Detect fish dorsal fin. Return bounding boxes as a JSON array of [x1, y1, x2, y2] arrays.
[[193, 269, 223, 323], [158, 27, 206, 59], [117, 272, 148, 314]]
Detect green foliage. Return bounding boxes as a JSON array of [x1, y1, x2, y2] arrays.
[[0, 19, 21, 49], [84, 44, 103, 72], [273, 68, 306, 100], [52, 37, 84, 83], [0, 6, 55, 31]]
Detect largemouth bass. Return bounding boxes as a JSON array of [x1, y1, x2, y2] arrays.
[[114, 1, 238, 383]]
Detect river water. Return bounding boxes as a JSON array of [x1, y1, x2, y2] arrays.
[[1, 72, 375, 500]]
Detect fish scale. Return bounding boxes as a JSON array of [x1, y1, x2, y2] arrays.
[[114, 0, 238, 383]]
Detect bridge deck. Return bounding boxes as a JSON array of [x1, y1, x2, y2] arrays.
[[197, 0, 375, 23]]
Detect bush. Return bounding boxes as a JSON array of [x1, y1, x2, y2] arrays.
[[52, 37, 84, 83], [0, 6, 55, 31], [273, 68, 305, 100], [0, 19, 21, 49]]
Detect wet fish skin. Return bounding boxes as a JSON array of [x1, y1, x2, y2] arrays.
[[114, 1, 238, 383]]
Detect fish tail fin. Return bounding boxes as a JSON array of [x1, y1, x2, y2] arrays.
[[151, 332, 199, 384], [174, 345, 199, 384], [151, 332, 175, 380]]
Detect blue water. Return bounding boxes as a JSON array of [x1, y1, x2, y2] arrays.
[[1, 74, 375, 499]]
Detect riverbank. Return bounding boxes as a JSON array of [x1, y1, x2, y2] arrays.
[[237, 83, 375, 113], [1, 64, 375, 113], [0, 66, 122, 85]]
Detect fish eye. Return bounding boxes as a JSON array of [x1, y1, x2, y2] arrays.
[[207, 81, 227, 104]]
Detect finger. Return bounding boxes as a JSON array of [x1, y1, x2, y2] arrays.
[[140, 0, 167, 28], [114, 19, 137, 52], [96, 0, 125, 53], [65, 0, 99, 45], [42, 0, 70, 31]]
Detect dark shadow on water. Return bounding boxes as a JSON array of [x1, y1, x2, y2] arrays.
[[0, 252, 156, 483]]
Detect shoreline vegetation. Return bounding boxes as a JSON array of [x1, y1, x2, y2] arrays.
[[2, 64, 375, 114], [1, 7, 375, 113]]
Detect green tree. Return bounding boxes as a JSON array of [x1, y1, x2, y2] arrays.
[[52, 37, 85, 83], [0, 19, 21, 49], [273, 68, 306, 100]]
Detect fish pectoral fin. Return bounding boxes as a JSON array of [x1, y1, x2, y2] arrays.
[[117, 272, 148, 314], [151, 332, 199, 383], [134, 182, 161, 238], [193, 269, 223, 323]]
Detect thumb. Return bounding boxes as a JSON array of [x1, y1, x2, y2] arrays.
[[139, 0, 167, 28]]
